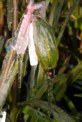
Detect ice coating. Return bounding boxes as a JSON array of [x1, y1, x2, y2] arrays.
[[0, 2, 43, 109], [28, 23, 38, 66], [15, 3, 42, 55]]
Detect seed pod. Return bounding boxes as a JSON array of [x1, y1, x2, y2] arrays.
[[32, 17, 59, 71]]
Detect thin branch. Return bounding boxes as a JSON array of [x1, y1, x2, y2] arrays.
[[13, 0, 18, 33]]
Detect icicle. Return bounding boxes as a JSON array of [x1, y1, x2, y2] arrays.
[[28, 23, 38, 66]]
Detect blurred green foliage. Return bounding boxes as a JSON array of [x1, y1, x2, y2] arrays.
[[0, 0, 82, 122]]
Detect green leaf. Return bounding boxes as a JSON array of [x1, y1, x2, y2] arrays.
[[23, 106, 54, 122], [10, 107, 21, 122], [54, 82, 67, 101], [23, 114, 29, 122], [64, 95, 77, 113], [0, 58, 18, 110], [74, 94, 82, 97], [19, 100, 75, 122]]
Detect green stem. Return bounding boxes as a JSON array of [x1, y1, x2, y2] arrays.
[[29, 66, 37, 98], [54, 0, 64, 27], [49, 1, 59, 26], [47, 78, 54, 116], [46, 0, 50, 9]]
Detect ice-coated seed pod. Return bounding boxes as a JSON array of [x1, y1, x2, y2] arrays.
[[32, 16, 59, 71]]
